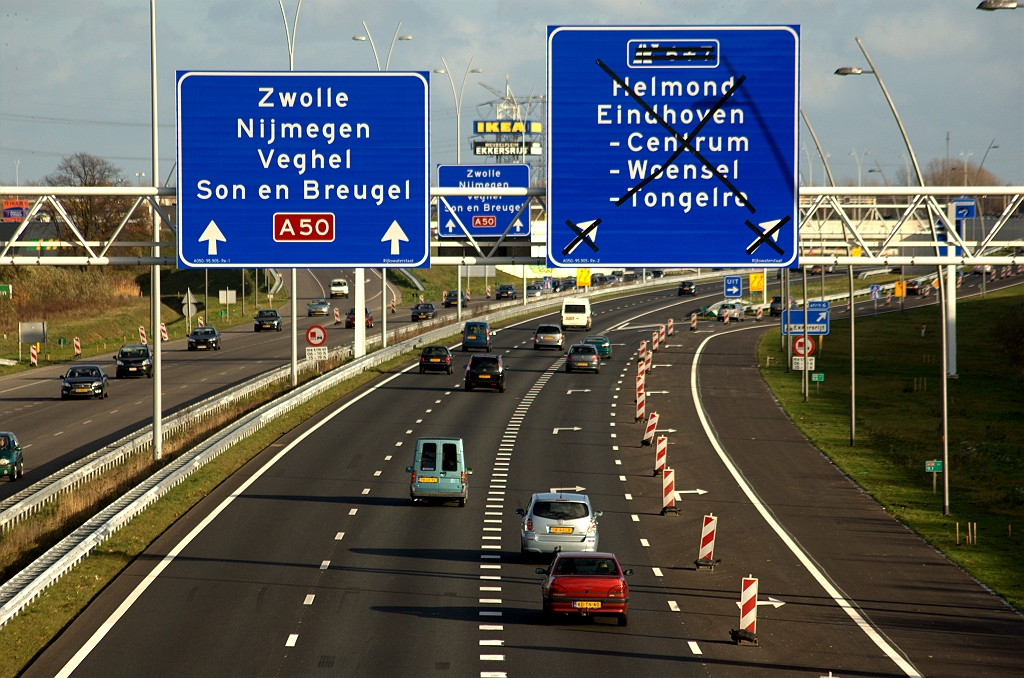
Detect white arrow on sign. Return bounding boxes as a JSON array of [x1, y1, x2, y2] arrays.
[[381, 220, 409, 255], [815, 311, 828, 322], [549, 486, 587, 493], [198, 220, 226, 256], [674, 489, 708, 499], [566, 389, 592, 394], [727, 286, 740, 294], [444, 219, 457, 233], [746, 218, 783, 253], [552, 427, 582, 434], [735, 597, 785, 609]]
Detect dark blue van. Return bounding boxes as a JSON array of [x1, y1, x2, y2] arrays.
[[461, 321, 492, 352]]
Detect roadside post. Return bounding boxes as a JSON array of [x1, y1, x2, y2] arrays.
[[694, 514, 720, 570], [849, 264, 856, 447], [653, 435, 667, 476], [660, 467, 678, 515], [73, 337, 81, 357], [811, 372, 824, 396], [732, 576, 758, 645], [802, 265, 809, 400], [690, 313, 697, 331]]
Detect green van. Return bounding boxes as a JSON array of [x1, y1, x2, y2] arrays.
[[406, 438, 472, 506]]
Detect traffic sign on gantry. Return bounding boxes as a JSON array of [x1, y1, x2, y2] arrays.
[[546, 26, 800, 269], [176, 71, 429, 268], [437, 164, 531, 239]]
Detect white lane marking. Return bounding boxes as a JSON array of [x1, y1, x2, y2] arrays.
[[615, 460, 622, 465], [640, 539, 650, 547], [631, 515, 640, 522], [480, 586, 502, 591], [624, 493, 633, 500], [335, 532, 345, 540], [435, 399, 442, 403], [320, 561, 330, 570], [482, 536, 501, 541], [484, 519, 502, 523], [54, 431, 64, 437], [688, 641, 702, 655], [485, 504, 503, 509], [480, 575, 501, 580], [304, 594, 315, 605], [479, 624, 503, 630], [691, 327, 922, 677], [481, 545, 501, 550], [82, 420, 92, 424], [394, 441, 403, 447], [349, 508, 358, 515], [416, 419, 422, 423], [610, 433, 616, 438], [445, 391, 451, 395], [384, 455, 392, 461], [618, 475, 627, 481], [652, 567, 663, 577], [405, 429, 413, 434], [286, 634, 298, 647], [668, 601, 680, 612], [361, 488, 370, 495], [373, 471, 381, 477], [425, 409, 432, 413], [480, 654, 505, 660], [479, 598, 502, 604], [483, 527, 501, 532], [480, 639, 504, 646], [485, 512, 502, 516], [480, 564, 501, 569], [612, 445, 619, 451]]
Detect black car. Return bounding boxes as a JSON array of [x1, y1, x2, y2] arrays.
[[419, 345, 454, 374], [0, 432, 24, 481], [678, 280, 695, 296], [113, 344, 153, 378], [188, 327, 221, 351], [60, 365, 108, 399], [253, 309, 282, 332], [623, 273, 639, 283], [496, 284, 517, 300], [411, 303, 438, 321], [465, 354, 506, 392], [651, 270, 664, 279], [769, 295, 795, 317], [444, 290, 468, 308], [562, 278, 577, 292]]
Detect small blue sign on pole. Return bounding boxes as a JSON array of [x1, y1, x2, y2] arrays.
[[952, 197, 976, 220], [783, 308, 829, 335], [723, 275, 742, 298], [870, 284, 881, 300], [176, 71, 430, 268], [436, 164, 531, 239]]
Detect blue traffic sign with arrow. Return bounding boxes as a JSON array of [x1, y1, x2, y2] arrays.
[[437, 164, 531, 239], [783, 308, 830, 335], [724, 275, 742, 298]]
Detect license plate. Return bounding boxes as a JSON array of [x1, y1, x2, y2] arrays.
[[479, 374, 491, 379], [467, 335, 477, 339], [543, 336, 553, 340], [129, 367, 137, 371], [75, 388, 89, 393], [429, 358, 441, 363], [263, 324, 271, 328], [574, 601, 601, 609], [199, 345, 208, 349], [576, 361, 588, 366], [418, 477, 438, 483], [550, 526, 573, 534]]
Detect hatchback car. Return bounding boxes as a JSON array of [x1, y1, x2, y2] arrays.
[[306, 298, 330, 316], [443, 290, 468, 308], [678, 280, 695, 295], [113, 344, 153, 378], [60, 365, 108, 399], [769, 295, 795, 317], [465, 354, 505, 392], [406, 438, 472, 506], [582, 335, 612, 359], [906, 279, 930, 296], [188, 327, 221, 350], [411, 303, 438, 321], [537, 552, 632, 626], [462, 321, 492, 352], [533, 324, 564, 351], [0, 432, 24, 481], [345, 308, 374, 328], [566, 343, 601, 372], [518, 492, 601, 556], [496, 284, 517, 300], [419, 345, 454, 374], [525, 284, 543, 298], [253, 309, 282, 332], [717, 303, 745, 322]]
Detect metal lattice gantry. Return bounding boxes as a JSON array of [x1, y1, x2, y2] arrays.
[[0, 186, 176, 266]]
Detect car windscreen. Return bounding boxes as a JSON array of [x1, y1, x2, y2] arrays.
[[119, 347, 148, 358], [67, 368, 100, 378], [257, 310, 276, 318], [194, 329, 215, 336], [441, 443, 459, 472], [420, 443, 437, 471], [537, 325, 560, 334], [564, 304, 586, 314], [555, 558, 618, 576], [470, 357, 500, 369], [421, 346, 447, 356], [465, 324, 487, 333], [585, 336, 607, 343], [532, 501, 589, 520], [569, 345, 596, 355]]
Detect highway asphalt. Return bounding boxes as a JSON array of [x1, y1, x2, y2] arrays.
[[23, 274, 1024, 677]]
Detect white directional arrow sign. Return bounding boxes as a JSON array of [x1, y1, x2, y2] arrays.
[[198, 220, 226, 256], [564, 219, 598, 256], [674, 489, 708, 500], [746, 218, 783, 254], [566, 389, 592, 394], [381, 220, 409, 255], [654, 428, 677, 434], [444, 219, 458, 234], [727, 285, 740, 295], [549, 486, 587, 493], [815, 311, 828, 322], [736, 597, 785, 609], [552, 427, 582, 434]]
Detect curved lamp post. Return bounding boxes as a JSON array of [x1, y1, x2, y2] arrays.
[[353, 21, 412, 72], [433, 58, 483, 164]]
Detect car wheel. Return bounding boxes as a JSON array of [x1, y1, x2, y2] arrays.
[[146, 372, 152, 379], [277, 326, 282, 331], [16, 462, 23, 479], [617, 612, 629, 627], [254, 327, 260, 332], [447, 367, 453, 375], [458, 495, 467, 508], [595, 367, 600, 374], [533, 344, 539, 350], [499, 382, 506, 393], [419, 367, 425, 375], [462, 346, 467, 352], [565, 365, 571, 373], [61, 393, 67, 400], [103, 391, 109, 399]]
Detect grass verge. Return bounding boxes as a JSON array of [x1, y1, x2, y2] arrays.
[[756, 282, 1024, 611]]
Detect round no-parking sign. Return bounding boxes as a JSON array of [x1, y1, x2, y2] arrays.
[[306, 325, 327, 347], [793, 335, 816, 357]]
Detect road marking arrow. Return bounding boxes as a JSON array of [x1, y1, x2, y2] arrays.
[[198, 220, 226, 256], [381, 220, 409, 255], [654, 428, 677, 433], [646, 390, 670, 395], [674, 489, 708, 499], [549, 485, 587, 493], [736, 597, 785, 609], [566, 389, 592, 394], [552, 427, 582, 434], [651, 364, 673, 369]]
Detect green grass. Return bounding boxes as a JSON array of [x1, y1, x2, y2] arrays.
[[756, 283, 1024, 611]]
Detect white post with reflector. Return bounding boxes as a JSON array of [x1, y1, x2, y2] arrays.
[[73, 337, 81, 356], [653, 435, 667, 476], [138, 326, 148, 345], [29, 344, 37, 367], [695, 514, 721, 570], [635, 375, 645, 422], [644, 352, 652, 374], [652, 330, 659, 352], [732, 576, 759, 644], [642, 411, 658, 446], [690, 312, 697, 331], [723, 309, 730, 326], [756, 307, 763, 322], [660, 467, 678, 515], [197, 316, 205, 328], [667, 318, 674, 336], [333, 307, 341, 325], [659, 324, 666, 345], [160, 323, 168, 342]]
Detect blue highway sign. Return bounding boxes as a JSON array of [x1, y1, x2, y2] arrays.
[[437, 164, 530, 239], [176, 71, 429, 268], [952, 198, 976, 220], [783, 309, 829, 335], [723, 275, 742, 298], [546, 26, 799, 269], [870, 284, 881, 300]]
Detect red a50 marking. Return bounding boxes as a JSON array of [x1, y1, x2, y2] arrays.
[[273, 213, 335, 242], [472, 215, 497, 228]]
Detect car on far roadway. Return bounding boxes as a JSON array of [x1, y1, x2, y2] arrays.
[[496, 284, 517, 300], [443, 290, 468, 308], [518, 492, 601, 556], [253, 309, 282, 332], [0, 432, 24, 481], [716, 303, 745, 322], [533, 324, 564, 351], [60, 365, 108, 399], [678, 280, 695, 295], [464, 354, 506, 392], [562, 278, 577, 292], [769, 295, 795, 317], [188, 327, 221, 351], [462, 321, 492, 352], [566, 343, 601, 372], [582, 335, 612, 359], [307, 298, 330, 317], [419, 345, 454, 374], [526, 284, 543, 298], [623, 272, 639, 284], [113, 344, 153, 378], [411, 303, 438, 321], [537, 552, 632, 626], [345, 307, 374, 328], [329, 278, 349, 298], [651, 269, 664, 279], [906, 279, 931, 296]]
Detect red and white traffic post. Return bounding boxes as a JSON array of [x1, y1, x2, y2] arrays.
[[197, 316, 205, 327], [333, 307, 342, 325], [653, 435, 667, 476], [651, 330, 659, 352], [723, 309, 731, 325], [667, 318, 674, 336], [635, 375, 645, 422], [732, 576, 759, 644], [138, 326, 148, 345], [390, 299, 396, 314], [660, 466, 678, 515], [695, 514, 721, 570], [690, 312, 698, 331], [419, 293, 424, 304], [644, 352, 652, 374], [73, 337, 81, 356], [29, 344, 37, 367], [160, 323, 168, 342], [756, 307, 763, 322], [659, 324, 666, 346], [638, 339, 647, 361], [641, 411, 659, 446]]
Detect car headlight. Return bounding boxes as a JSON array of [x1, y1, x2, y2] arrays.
[[92, 381, 103, 388], [0, 460, 9, 466], [142, 359, 152, 366], [116, 360, 124, 366]]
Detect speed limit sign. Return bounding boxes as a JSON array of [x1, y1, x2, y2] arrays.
[[305, 325, 327, 346], [793, 335, 816, 357]]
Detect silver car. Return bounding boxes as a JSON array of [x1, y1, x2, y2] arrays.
[[307, 298, 330, 316], [517, 492, 601, 556], [533, 324, 564, 351]]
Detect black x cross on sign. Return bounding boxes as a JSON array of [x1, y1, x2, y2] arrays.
[[562, 218, 602, 256]]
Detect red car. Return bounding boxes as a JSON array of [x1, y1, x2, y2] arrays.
[[536, 552, 633, 626], [344, 307, 374, 328]]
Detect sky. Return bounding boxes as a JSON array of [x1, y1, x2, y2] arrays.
[[1, 0, 1021, 188]]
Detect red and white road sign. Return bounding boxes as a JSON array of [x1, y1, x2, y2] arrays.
[[333, 307, 342, 325], [272, 213, 335, 242], [642, 411, 659, 446], [472, 215, 497, 228], [651, 330, 659, 352], [138, 326, 147, 345], [29, 344, 37, 366], [793, 335, 816, 357], [699, 514, 718, 562], [654, 436, 667, 475], [667, 318, 674, 336], [690, 312, 698, 331], [160, 323, 168, 342], [305, 324, 327, 346], [659, 324, 666, 345], [740, 576, 758, 635], [635, 375, 645, 422], [197, 316, 205, 327], [73, 337, 81, 356], [390, 299, 396, 313], [662, 467, 676, 512], [723, 308, 731, 325], [756, 307, 763, 322], [644, 352, 652, 374], [419, 293, 424, 303]]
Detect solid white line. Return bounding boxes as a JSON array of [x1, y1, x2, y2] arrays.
[[690, 327, 921, 677], [286, 634, 298, 647]]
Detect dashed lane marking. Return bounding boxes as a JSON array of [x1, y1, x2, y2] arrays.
[[348, 509, 358, 515], [640, 539, 650, 547], [335, 532, 345, 540], [479, 640, 504, 646], [384, 455, 392, 461], [373, 471, 381, 477], [320, 561, 330, 570], [395, 441, 403, 446], [631, 515, 640, 522], [624, 493, 633, 500], [303, 595, 315, 605], [285, 634, 298, 647], [652, 567, 663, 577], [619, 475, 627, 481], [688, 641, 702, 655], [668, 600, 680, 612], [361, 488, 370, 495]]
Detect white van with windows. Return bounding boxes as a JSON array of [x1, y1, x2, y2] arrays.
[[561, 297, 592, 331], [330, 278, 349, 298]]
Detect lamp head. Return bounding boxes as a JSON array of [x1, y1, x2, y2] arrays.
[[398, 35, 413, 41], [977, 0, 1018, 10], [835, 67, 865, 76], [433, 69, 446, 74], [353, 35, 368, 41]]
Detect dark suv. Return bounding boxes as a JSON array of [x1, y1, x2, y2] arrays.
[[465, 354, 506, 392], [113, 344, 153, 378]]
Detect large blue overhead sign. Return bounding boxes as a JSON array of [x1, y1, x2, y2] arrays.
[[176, 71, 429, 268], [546, 26, 799, 269], [436, 164, 530, 239]]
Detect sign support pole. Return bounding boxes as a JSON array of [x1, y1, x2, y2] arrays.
[[849, 264, 856, 447], [522, 265, 527, 306], [355, 268, 366, 358], [785, 269, 792, 372], [779, 269, 785, 351], [381, 268, 387, 349], [946, 202, 958, 377], [291, 268, 298, 385], [938, 256, 950, 516], [457, 264, 463, 322], [802, 265, 809, 401], [149, 0, 162, 461]]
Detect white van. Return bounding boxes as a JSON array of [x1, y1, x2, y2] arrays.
[[329, 278, 349, 298], [561, 297, 592, 331]]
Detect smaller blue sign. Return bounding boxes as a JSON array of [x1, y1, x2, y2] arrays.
[[869, 284, 881, 300], [807, 300, 830, 310], [724, 276, 742, 298], [952, 198, 976, 220], [783, 309, 829, 335], [437, 164, 531, 239]]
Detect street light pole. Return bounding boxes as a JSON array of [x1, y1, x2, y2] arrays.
[[434, 58, 483, 164], [149, 0, 162, 461], [279, 0, 302, 385]]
